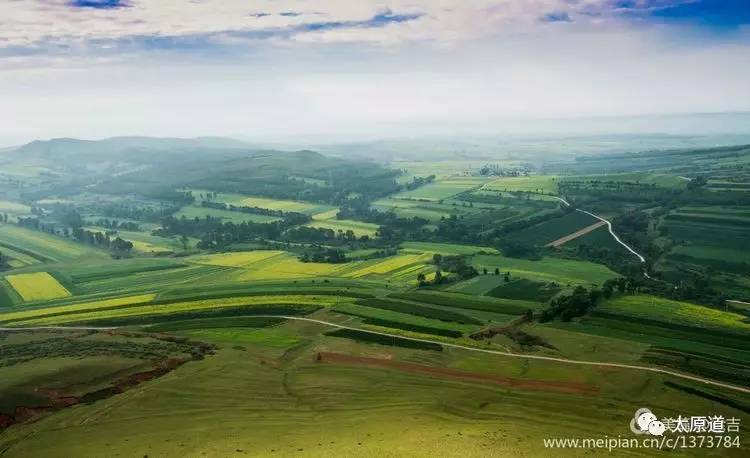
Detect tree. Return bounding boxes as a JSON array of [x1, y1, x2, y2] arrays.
[[111, 237, 133, 253], [417, 272, 426, 287], [482, 267, 488, 275], [503, 272, 511, 283], [180, 234, 190, 250], [432, 253, 442, 265], [494, 267, 500, 275], [434, 270, 443, 284]]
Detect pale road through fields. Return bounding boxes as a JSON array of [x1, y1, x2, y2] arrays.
[[2, 316, 749, 395]]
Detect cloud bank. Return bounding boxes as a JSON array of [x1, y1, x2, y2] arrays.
[[1, 1, 748, 144]]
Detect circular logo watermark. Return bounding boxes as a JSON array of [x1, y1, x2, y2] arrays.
[[630, 408, 665, 436]]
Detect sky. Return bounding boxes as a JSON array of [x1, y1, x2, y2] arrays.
[[1, 0, 750, 145]]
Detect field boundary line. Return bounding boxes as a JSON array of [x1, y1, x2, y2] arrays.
[[4, 316, 749, 395], [545, 220, 607, 247]]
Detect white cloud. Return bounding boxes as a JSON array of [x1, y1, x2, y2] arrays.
[[0, 1, 748, 145], [0, 0, 692, 49]]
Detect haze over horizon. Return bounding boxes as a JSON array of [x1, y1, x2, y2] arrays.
[[2, 1, 750, 145]]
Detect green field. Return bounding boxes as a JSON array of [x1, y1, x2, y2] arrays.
[[560, 172, 687, 189], [2, 323, 746, 457], [596, 295, 750, 335], [0, 200, 31, 222], [391, 177, 489, 201], [186, 189, 335, 214], [401, 241, 498, 255], [507, 211, 598, 246], [480, 176, 559, 194], [173, 204, 281, 224], [84, 226, 195, 253], [372, 197, 483, 221], [305, 218, 379, 237], [0, 224, 105, 263], [471, 253, 617, 286]]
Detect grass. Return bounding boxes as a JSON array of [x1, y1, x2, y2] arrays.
[[4, 295, 340, 326], [311, 209, 339, 220], [332, 303, 475, 334], [0, 293, 157, 323], [401, 241, 498, 255], [145, 316, 285, 332], [389, 291, 542, 315], [0, 200, 31, 222], [560, 172, 687, 189], [446, 275, 508, 295], [507, 211, 598, 246], [0, 281, 19, 307], [305, 219, 379, 237], [2, 333, 744, 457], [186, 189, 334, 214], [391, 177, 488, 201], [596, 295, 750, 335], [669, 245, 750, 263], [67, 258, 185, 283], [481, 176, 558, 194], [183, 328, 300, 348], [189, 250, 284, 267], [84, 227, 192, 253], [5, 272, 72, 302], [359, 317, 463, 338], [325, 328, 443, 351], [355, 298, 483, 324], [212, 251, 434, 284], [486, 279, 561, 302], [372, 198, 473, 221], [471, 254, 617, 286], [73, 264, 233, 296], [0, 224, 103, 263], [0, 245, 42, 267], [343, 253, 432, 278], [173, 205, 281, 224]]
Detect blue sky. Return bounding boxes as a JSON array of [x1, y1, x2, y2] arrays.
[[1, 1, 749, 144]]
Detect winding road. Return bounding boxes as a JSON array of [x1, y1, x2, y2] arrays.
[[550, 196, 647, 264], [2, 316, 748, 394]]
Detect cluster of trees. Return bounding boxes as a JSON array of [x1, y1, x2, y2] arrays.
[[417, 254, 477, 287], [92, 218, 140, 231], [200, 200, 311, 222], [284, 226, 369, 244], [158, 216, 283, 248], [159, 214, 374, 250], [300, 248, 347, 263], [539, 286, 603, 322], [96, 202, 181, 223], [686, 176, 707, 190], [71, 228, 134, 253], [403, 175, 435, 191], [478, 165, 530, 177], [538, 277, 632, 322]]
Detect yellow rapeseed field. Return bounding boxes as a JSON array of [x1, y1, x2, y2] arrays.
[[5, 272, 72, 302], [0, 293, 156, 323], [190, 251, 284, 267]]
